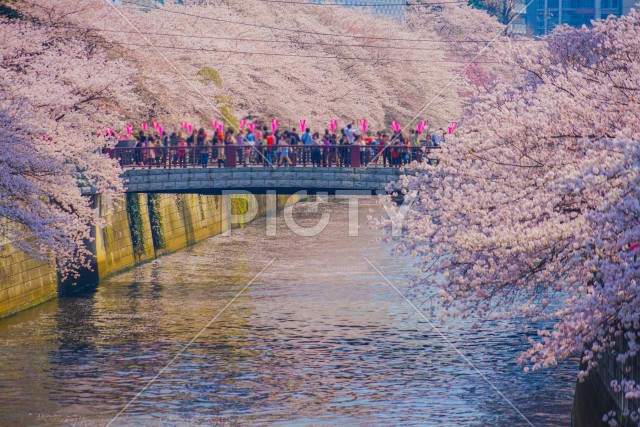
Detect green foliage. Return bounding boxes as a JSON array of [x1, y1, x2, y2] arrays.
[[147, 193, 165, 250], [175, 195, 185, 218], [197, 194, 206, 221], [231, 197, 249, 227], [198, 67, 239, 133], [214, 94, 239, 130], [126, 193, 145, 256], [220, 105, 239, 131], [197, 66, 223, 88], [231, 197, 249, 216]]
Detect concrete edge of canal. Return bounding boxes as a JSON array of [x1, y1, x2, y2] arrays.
[[0, 192, 303, 319]]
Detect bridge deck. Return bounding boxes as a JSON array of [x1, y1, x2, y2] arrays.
[[119, 166, 404, 195]]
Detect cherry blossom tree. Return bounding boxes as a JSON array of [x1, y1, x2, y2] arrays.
[[0, 15, 138, 277], [385, 10, 640, 422], [2, 0, 503, 277], [22, 0, 479, 131]]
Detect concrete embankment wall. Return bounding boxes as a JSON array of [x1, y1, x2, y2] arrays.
[[0, 243, 58, 320], [572, 351, 640, 426], [0, 193, 297, 318]]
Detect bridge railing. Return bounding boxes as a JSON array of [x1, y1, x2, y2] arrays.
[[109, 144, 441, 169]]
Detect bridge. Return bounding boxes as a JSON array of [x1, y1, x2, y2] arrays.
[[110, 145, 433, 194], [122, 166, 403, 195]]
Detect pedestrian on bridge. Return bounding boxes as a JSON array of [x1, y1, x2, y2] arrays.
[[177, 137, 187, 168], [278, 134, 292, 167], [301, 127, 313, 165]]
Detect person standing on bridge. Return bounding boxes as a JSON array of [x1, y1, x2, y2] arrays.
[[246, 128, 256, 165], [344, 123, 356, 145], [410, 129, 420, 162], [224, 130, 235, 166], [177, 137, 187, 168], [311, 133, 322, 167], [198, 130, 211, 168], [235, 129, 246, 165], [301, 127, 313, 165], [328, 132, 338, 167], [322, 133, 331, 167], [146, 137, 156, 168], [289, 128, 299, 165], [169, 131, 179, 167], [254, 126, 264, 165], [278, 133, 292, 167], [265, 131, 275, 166], [339, 132, 350, 167], [215, 132, 226, 167], [134, 130, 146, 166], [197, 128, 207, 168]]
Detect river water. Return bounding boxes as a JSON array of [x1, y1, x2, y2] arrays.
[[0, 199, 576, 426]]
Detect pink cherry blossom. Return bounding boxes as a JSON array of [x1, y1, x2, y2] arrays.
[[382, 9, 640, 417]]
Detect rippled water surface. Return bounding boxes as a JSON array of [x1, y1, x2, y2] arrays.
[[0, 199, 576, 426]]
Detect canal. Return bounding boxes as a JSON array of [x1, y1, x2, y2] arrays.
[[0, 198, 576, 426]]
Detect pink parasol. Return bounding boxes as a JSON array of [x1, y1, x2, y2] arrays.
[[359, 119, 367, 134]]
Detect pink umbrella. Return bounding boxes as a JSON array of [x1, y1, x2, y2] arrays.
[[141, 122, 148, 131], [152, 121, 159, 129], [181, 121, 187, 129], [249, 123, 256, 133], [211, 120, 218, 130], [330, 120, 337, 133], [126, 125, 133, 136], [239, 119, 247, 133], [359, 119, 367, 134], [299, 119, 307, 133], [187, 124, 193, 133]]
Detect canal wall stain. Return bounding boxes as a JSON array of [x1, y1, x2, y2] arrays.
[[0, 193, 297, 319]]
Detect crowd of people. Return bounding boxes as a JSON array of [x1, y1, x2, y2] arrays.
[[119, 122, 446, 168]]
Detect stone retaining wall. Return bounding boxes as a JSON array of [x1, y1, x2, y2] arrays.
[[0, 193, 299, 318], [0, 244, 57, 319]]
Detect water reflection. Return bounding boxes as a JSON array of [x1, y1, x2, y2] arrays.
[[0, 199, 575, 426]]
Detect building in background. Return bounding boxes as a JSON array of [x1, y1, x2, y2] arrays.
[[323, 0, 406, 20], [526, 0, 636, 34], [508, 0, 530, 34], [113, 0, 405, 20]]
